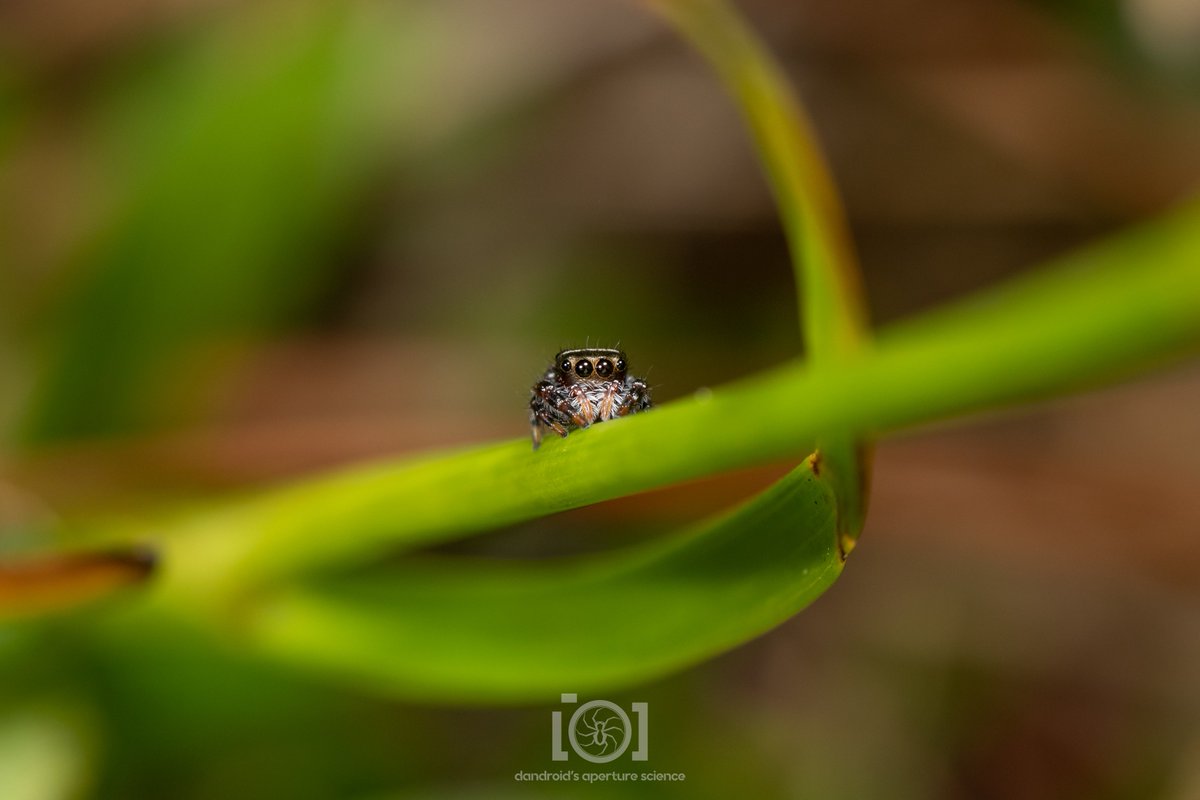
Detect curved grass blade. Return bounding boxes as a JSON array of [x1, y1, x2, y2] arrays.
[[646, 0, 867, 357], [248, 457, 838, 702], [645, 0, 872, 548]]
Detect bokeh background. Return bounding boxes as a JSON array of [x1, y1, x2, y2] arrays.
[[2, 0, 1200, 797]]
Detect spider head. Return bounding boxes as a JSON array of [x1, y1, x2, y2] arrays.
[[554, 348, 627, 385]]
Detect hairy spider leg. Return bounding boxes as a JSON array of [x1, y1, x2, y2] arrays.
[[529, 381, 574, 449], [614, 377, 651, 417], [567, 384, 596, 426], [598, 382, 620, 420]]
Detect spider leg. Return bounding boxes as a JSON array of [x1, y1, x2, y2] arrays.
[[597, 382, 620, 420], [531, 382, 573, 421], [530, 416, 570, 450], [529, 382, 574, 449], [556, 397, 589, 428], [614, 377, 651, 417], [568, 385, 596, 427]]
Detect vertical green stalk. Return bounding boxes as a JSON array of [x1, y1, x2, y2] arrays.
[[643, 0, 871, 548]]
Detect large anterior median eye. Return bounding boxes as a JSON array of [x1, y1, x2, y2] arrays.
[[595, 358, 614, 377], [574, 359, 593, 378]]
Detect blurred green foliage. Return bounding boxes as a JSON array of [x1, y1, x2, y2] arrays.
[[24, 13, 331, 441], [14, 4, 419, 444]]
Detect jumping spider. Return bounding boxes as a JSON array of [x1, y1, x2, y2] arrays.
[[529, 348, 651, 449]]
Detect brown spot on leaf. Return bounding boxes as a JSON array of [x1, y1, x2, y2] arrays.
[[0, 546, 157, 619]]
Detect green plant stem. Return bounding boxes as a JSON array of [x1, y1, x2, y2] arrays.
[[148, 199, 1200, 610], [645, 0, 867, 355], [644, 0, 872, 547]]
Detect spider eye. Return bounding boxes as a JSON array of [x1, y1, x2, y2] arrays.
[[595, 358, 614, 378], [615, 358, 626, 373], [559, 358, 572, 373], [574, 359, 593, 378]]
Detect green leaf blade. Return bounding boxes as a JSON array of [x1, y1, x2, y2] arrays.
[[246, 457, 839, 702]]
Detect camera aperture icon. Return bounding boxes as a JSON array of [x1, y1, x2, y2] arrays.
[[552, 694, 648, 763], [569, 701, 631, 762]]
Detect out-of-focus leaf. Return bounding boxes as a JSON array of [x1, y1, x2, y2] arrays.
[[18, 4, 406, 445], [248, 457, 838, 701], [0, 702, 94, 800]]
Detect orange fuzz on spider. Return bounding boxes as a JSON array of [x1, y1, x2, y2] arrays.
[[529, 348, 652, 449]]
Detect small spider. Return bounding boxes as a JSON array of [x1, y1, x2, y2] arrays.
[[529, 348, 651, 449]]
